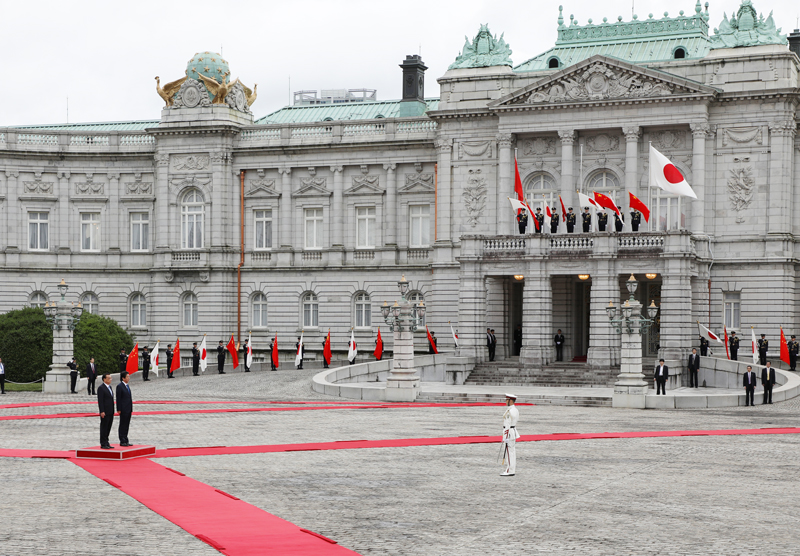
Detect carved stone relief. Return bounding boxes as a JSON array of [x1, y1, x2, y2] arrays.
[[125, 174, 153, 195], [462, 169, 487, 228], [522, 137, 556, 156], [351, 175, 379, 191], [650, 130, 686, 150], [458, 140, 493, 159], [23, 173, 54, 195], [722, 126, 763, 147], [173, 78, 212, 109], [170, 175, 211, 191], [247, 178, 277, 195], [401, 172, 435, 193], [727, 156, 755, 223], [75, 174, 104, 195], [303, 177, 328, 189], [172, 155, 210, 171], [585, 133, 620, 153]]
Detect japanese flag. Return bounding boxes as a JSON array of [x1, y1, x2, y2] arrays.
[[348, 329, 358, 362], [295, 331, 304, 367], [697, 321, 723, 344], [650, 145, 697, 199], [199, 335, 208, 373], [150, 341, 160, 377], [246, 332, 253, 368]]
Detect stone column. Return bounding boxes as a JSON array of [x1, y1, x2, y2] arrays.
[[435, 139, 452, 243], [587, 256, 620, 367], [496, 133, 514, 235], [611, 299, 649, 409], [558, 129, 575, 209], [659, 255, 693, 373], [520, 268, 552, 366], [210, 151, 230, 248], [329, 165, 344, 247], [107, 172, 121, 249], [385, 296, 421, 402], [56, 171, 71, 250], [689, 123, 709, 235], [384, 163, 397, 246], [154, 153, 170, 251], [5, 171, 19, 249], [278, 168, 292, 248], [767, 120, 795, 236], [456, 258, 487, 361], [623, 126, 641, 199]]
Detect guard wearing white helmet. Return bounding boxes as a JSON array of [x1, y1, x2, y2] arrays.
[[501, 393, 520, 476]]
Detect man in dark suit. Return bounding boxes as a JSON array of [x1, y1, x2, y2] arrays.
[[98, 373, 115, 449], [729, 331, 740, 361], [86, 358, 97, 396], [67, 357, 78, 394], [116, 371, 133, 446], [654, 359, 669, 395], [118, 348, 128, 373], [554, 329, 565, 362], [242, 338, 251, 372], [761, 362, 775, 405], [486, 328, 494, 361], [216, 341, 226, 374], [687, 348, 700, 388], [743, 365, 757, 406], [757, 334, 768, 366], [566, 207, 576, 233], [166, 344, 174, 379], [0, 358, 5, 394], [699, 336, 709, 356], [192, 342, 200, 376], [141, 346, 150, 381], [269, 339, 277, 370]]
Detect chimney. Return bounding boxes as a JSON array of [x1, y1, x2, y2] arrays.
[[398, 55, 428, 117], [789, 29, 800, 59]]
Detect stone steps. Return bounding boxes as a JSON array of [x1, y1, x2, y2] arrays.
[[417, 392, 611, 407], [465, 364, 618, 388]]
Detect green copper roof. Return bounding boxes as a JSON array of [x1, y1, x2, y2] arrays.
[[10, 120, 159, 131], [515, 2, 712, 72], [255, 99, 439, 124]]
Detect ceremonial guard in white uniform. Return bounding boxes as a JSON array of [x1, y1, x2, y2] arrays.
[[501, 393, 520, 476]]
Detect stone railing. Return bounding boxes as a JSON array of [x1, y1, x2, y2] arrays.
[[302, 251, 323, 261], [618, 233, 665, 249], [407, 249, 430, 261], [343, 123, 385, 136], [291, 126, 333, 138], [119, 134, 155, 146], [251, 251, 271, 262], [172, 251, 201, 261], [240, 128, 280, 141], [396, 120, 437, 133], [18, 134, 58, 146], [484, 238, 526, 251], [354, 250, 375, 260], [550, 235, 593, 250], [0, 133, 5, 145], [69, 135, 110, 146]]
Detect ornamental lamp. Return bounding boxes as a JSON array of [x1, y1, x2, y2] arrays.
[[647, 300, 659, 319], [622, 299, 633, 319], [626, 274, 638, 296], [645, 273, 658, 280], [578, 274, 590, 281], [417, 301, 426, 319], [57, 279, 68, 300], [398, 275, 409, 296], [72, 303, 83, 319], [381, 301, 391, 319], [606, 301, 616, 319], [392, 301, 401, 318], [513, 274, 524, 281]]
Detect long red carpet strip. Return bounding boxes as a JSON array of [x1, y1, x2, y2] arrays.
[[72, 457, 359, 555], [0, 400, 388, 410]]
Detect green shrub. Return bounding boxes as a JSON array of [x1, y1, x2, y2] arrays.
[[74, 313, 135, 377], [0, 307, 52, 383]]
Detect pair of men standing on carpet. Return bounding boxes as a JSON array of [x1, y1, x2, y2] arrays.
[[742, 364, 776, 406], [97, 371, 133, 449]]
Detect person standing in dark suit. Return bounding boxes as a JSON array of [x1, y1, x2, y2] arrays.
[[654, 359, 668, 395], [729, 331, 740, 361], [597, 211, 608, 232], [490, 329, 498, 360], [534, 208, 544, 234], [553, 329, 565, 362], [242, 338, 251, 372], [116, 371, 133, 446], [0, 358, 5, 394], [761, 362, 775, 405], [743, 365, 757, 406], [582, 207, 592, 232], [789, 335, 799, 372], [296, 337, 305, 369], [269, 339, 277, 370], [141, 346, 150, 381], [322, 340, 329, 369], [687, 348, 700, 388], [166, 344, 174, 379], [216, 341, 226, 374], [67, 357, 78, 394], [630, 210, 642, 232], [428, 332, 438, 354], [614, 207, 624, 232], [550, 206, 559, 234], [517, 209, 528, 234], [513, 324, 522, 356], [757, 334, 768, 366], [486, 328, 494, 361], [699, 336, 709, 356], [191, 342, 200, 376], [118, 348, 128, 373], [86, 358, 97, 396], [98, 374, 115, 449], [566, 207, 576, 233]]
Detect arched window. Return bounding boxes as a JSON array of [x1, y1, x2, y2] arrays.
[[29, 292, 48, 309], [547, 57, 560, 69], [182, 292, 198, 327], [525, 173, 558, 214], [302, 293, 319, 328], [408, 291, 425, 326], [673, 47, 686, 59], [181, 190, 205, 249], [354, 292, 371, 328], [252, 293, 268, 328], [130, 293, 146, 327], [81, 292, 99, 314], [586, 170, 621, 196]]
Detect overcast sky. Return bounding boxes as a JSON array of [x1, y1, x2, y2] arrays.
[[1, 0, 797, 126]]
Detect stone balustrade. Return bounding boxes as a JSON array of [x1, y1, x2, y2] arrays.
[[0, 130, 156, 151]]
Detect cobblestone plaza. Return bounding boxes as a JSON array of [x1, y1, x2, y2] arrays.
[[2, 370, 800, 555]]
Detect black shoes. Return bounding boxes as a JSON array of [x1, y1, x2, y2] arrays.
[[120, 443, 132, 447], [101, 445, 113, 449]]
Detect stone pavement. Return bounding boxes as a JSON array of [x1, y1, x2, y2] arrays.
[[2, 369, 800, 555]]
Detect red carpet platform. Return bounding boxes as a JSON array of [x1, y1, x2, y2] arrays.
[[75, 444, 156, 460]]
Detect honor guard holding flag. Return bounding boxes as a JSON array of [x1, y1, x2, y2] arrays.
[[630, 209, 642, 232], [789, 335, 799, 372], [729, 331, 740, 361], [516, 209, 528, 234], [582, 207, 592, 232], [614, 207, 624, 232], [500, 394, 520, 476], [597, 210, 608, 232], [699, 336, 709, 356], [566, 207, 576, 233], [550, 205, 559, 233], [757, 334, 769, 366], [534, 208, 544, 234]]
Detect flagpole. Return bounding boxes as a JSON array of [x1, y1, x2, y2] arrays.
[[648, 141, 652, 232]]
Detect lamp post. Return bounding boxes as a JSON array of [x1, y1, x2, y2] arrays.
[[381, 274, 426, 402], [607, 274, 659, 409], [43, 279, 84, 394]]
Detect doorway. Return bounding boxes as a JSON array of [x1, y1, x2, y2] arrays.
[[509, 280, 524, 356], [573, 280, 591, 359]]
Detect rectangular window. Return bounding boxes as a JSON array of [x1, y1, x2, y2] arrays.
[[254, 209, 273, 250], [409, 204, 430, 247], [653, 195, 683, 231], [356, 206, 376, 248], [28, 212, 49, 251], [80, 212, 101, 251], [130, 212, 149, 251], [304, 208, 324, 249], [723, 292, 741, 330]]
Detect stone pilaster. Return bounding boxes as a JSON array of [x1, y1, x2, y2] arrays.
[[56, 171, 71, 251], [767, 120, 795, 236], [5, 171, 19, 250], [689, 122, 709, 235], [622, 126, 640, 200], [520, 267, 552, 366], [383, 163, 397, 246], [587, 257, 620, 367], [659, 249, 693, 368], [153, 153, 170, 251], [107, 172, 121, 249], [210, 151, 231, 248], [330, 165, 344, 248], [434, 139, 452, 243], [496, 133, 514, 236], [558, 129, 575, 209], [278, 168, 292, 248]]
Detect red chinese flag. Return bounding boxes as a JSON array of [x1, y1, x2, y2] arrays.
[[170, 338, 181, 372], [426, 327, 439, 354], [559, 195, 567, 220], [272, 334, 279, 369], [374, 328, 384, 361], [126, 343, 139, 375], [323, 331, 332, 365], [514, 156, 524, 203], [629, 192, 651, 222], [226, 335, 239, 369], [593, 191, 621, 216], [724, 326, 730, 360], [781, 327, 791, 365]]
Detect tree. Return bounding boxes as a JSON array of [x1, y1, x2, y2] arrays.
[[74, 313, 135, 377], [0, 308, 52, 383]]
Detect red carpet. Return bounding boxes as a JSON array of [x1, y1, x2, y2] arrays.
[[73, 457, 359, 555], [0, 400, 388, 410]]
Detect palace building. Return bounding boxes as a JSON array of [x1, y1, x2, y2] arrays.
[[1, 0, 799, 374]]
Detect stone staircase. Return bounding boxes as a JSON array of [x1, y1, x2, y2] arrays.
[[416, 390, 612, 407], [464, 357, 618, 388]]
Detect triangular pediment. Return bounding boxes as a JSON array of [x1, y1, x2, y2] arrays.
[[293, 177, 331, 197], [398, 172, 435, 194], [246, 178, 281, 198], [345, 175, 384, 195], [491, 55, 718, 108]]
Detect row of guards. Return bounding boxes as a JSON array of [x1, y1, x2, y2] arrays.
[[698, 322, 797, 365], [509, 145, 697, 231], [122, 322, 459, 375]]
